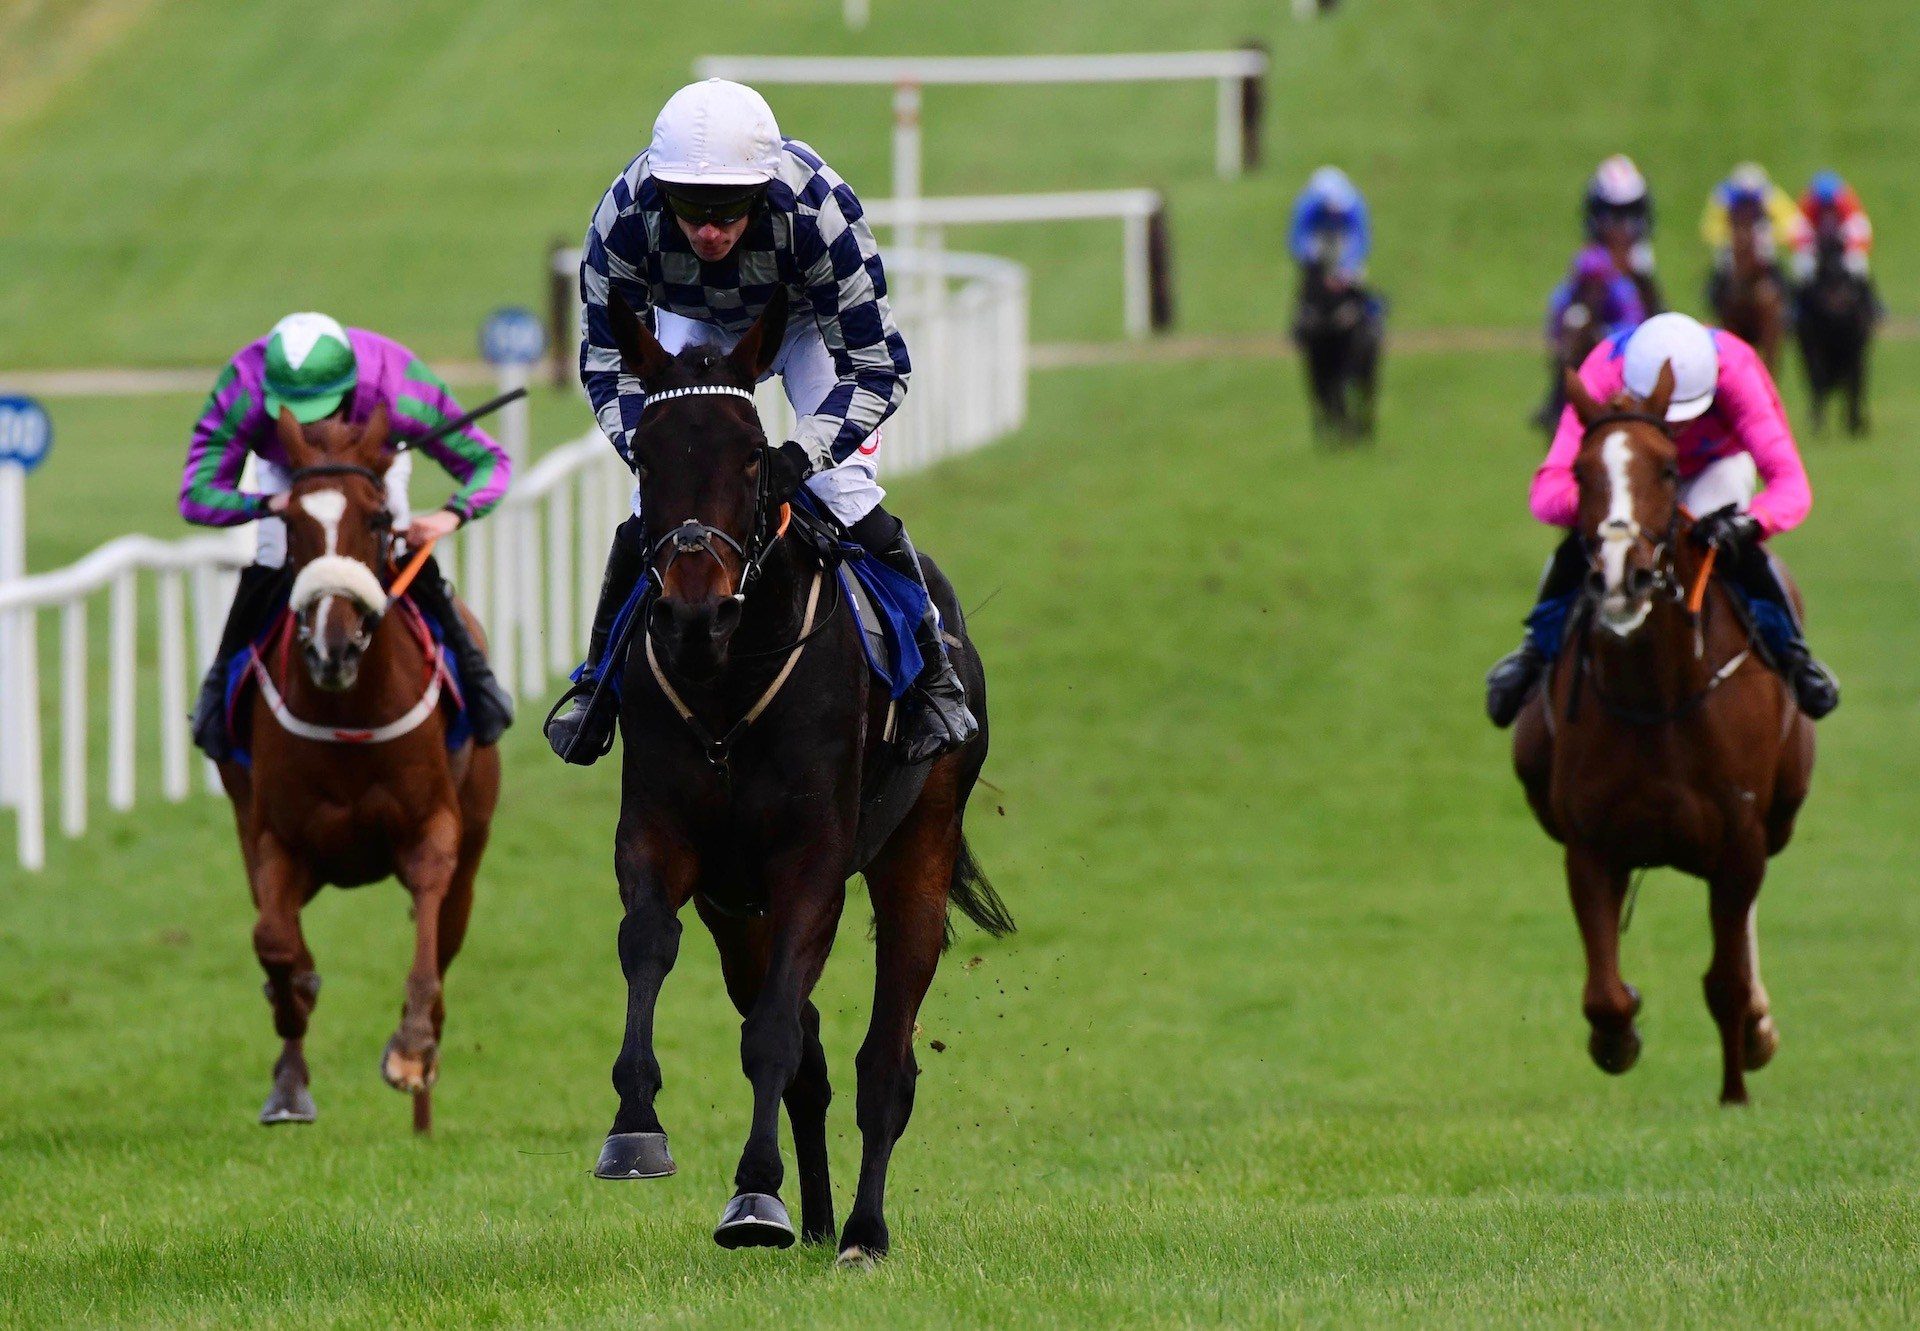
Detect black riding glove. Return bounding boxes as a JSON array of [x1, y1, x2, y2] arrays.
[[1691, 506, 1761, 555], [765, 440, 813, 504]]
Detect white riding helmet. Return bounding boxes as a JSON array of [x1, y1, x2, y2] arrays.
[[1307, 165, 1360, 212], [649, 78, 782, 186], [1591, 154, 1647, 206], [1623, 312, 1719, 422]]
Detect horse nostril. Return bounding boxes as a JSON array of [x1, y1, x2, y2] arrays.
[[1628, 568, 1654, 596], [1587, 570, 1606, 595]]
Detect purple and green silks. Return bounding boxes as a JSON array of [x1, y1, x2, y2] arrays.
[[180, 328, 510, 528]]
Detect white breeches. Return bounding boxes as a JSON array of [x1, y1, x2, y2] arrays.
[[1680, 453, 1758, 519], [635, 310, 885, 528], [250, 452, 414, 569]]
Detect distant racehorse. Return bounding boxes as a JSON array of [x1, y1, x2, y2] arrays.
[[1710, 203, 1787, 372], [587, 289, 1012, 1264], [1292, 250, 1381, 443], [1795, 224, 1877, 436], [221, 408, 500, 1134], [1533, 271, 1614, 435], [1512, 366, 1816, 1105]]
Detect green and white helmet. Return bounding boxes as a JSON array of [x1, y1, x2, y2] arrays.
[[263, 312, 357, 423]]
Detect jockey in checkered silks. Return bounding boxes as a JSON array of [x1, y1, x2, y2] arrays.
[[545, 77, 977, 766], [180, 314, 516, 761]]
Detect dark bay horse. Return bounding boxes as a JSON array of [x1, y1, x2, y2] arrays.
[[1796, 225, 1877, 436], [219, 408, 500, 1134], [1292, 251, 1381, 443], [1533, 272, 1612, 435], [1512, 367, 1816, 1104], [1711, 204, 1787, 373], [589, 289, 1011, 1264]]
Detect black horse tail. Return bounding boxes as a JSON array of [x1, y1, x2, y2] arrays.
[[947, 833, 1014, 946]]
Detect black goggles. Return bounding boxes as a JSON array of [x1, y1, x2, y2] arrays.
[[657, 181, 766, 227]]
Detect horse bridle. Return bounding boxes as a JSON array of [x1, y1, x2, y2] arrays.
[[285, 463, 397, 649], [637, 385, 784, 602], [1577, 410, 1685, 602]]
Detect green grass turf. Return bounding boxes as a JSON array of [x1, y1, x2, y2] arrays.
[[4, 343, 1920, 1326], [1, 0, 1916, 366]]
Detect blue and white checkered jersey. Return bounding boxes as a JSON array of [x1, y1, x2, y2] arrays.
[[578, 138, 912, 472]]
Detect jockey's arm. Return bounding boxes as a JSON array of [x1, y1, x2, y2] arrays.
[[387, 355, 512, 532], [1699, 196, 1729, 250], [1343, 197, 1372, 277], [578, 165, 652, 466], [180, 358, 274, 527], [788, 184, 910, 475], [1715, 339, 1810, 537]]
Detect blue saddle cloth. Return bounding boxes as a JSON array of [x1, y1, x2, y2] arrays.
[[576, 500, 927, 703], [222, 598, 472, 766]]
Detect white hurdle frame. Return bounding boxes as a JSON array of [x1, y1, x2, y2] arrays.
[[693, 50, 1270, 183]]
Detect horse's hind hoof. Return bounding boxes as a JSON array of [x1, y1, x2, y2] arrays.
[[1744, 1015, 1780, 1071], [714, 1193, 796, 1250], [380, 1035, 439, 1094], [1588, 1024, 1642, 1075], [594, 1132, 675, 1180], [836, 1245, 881, 1270], [259, 1084, 316, 1125]]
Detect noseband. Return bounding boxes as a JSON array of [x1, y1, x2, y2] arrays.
[[1578, 411, 1684, 600]]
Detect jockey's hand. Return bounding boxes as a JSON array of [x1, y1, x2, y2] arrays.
[[765, 440, 812, 504], [266, 493, 290, 515], [1692, 507, 1761, 554], [405, 508, 463, 549]]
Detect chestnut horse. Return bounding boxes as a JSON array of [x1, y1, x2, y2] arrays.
[[586, 289, 1012, 1265], [1513, 367, 1815, 1104], [1712, 205, 1787, 372], [219, 408, 500, 1134]]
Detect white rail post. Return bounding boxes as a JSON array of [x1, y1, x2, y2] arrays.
[[1122, 211, 1151, 338], [844, 0, 869, 28], [547, 485, 574, 674], [59, 601, 86, 838], [157, 571, 189, 802], [0, 460, 23, 810], [1214, 75, 1241, 180], [891, 82, 922, 255], [191, 563, 223, 793], [9, 606, 44, 869], [108, 572, 135, 811]]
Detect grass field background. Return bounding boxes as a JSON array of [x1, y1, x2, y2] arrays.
[[5, 0, 1920, 1326]]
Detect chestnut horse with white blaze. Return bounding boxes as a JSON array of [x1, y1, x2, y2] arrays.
[[1513, 366, 1816, 1105], [219, 407, 500, 1133]]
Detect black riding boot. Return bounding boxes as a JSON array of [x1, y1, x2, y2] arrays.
[[848, 507, 978, 763], [1486, 534, 1587, 728], [190, 563, 291, 762], [405, 555, 514, 746], [1728, 543, 1840, 719], [545, 516, 647, 764]]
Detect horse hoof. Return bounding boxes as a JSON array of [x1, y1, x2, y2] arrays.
[[594, 1132, 676, 1180], [714, 1193, 796, 1250], [259, 1084, 317, 1125], [836, 1244, 883, 1270], [1587, 1024, 1642, 1075], [380, 1036, 439, 1094], [1744, 1015, 1780, 1070]]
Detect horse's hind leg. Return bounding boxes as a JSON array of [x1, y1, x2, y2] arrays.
[[697, 901, 837, 1246], [838, 775, 964, 1266], [1704, 854, 1773, 1105], [383, 813, 461, 1130], [252, 833, 320, 1125], [1567, 845, 1642, 1075]]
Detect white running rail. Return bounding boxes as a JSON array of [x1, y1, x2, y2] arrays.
[[3, 249, 1027, 871]]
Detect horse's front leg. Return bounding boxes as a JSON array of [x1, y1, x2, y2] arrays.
[[715, 851, 846, 1250], [594, 827, 694, 1180], [384, 811, 461, 1131], [251, 830, 320, 1125], [1704, 848, 1774, 1106], [1567, 844, 1642, 1075]]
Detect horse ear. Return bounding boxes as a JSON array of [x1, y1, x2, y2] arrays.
[[1563, 368, 1604, 427], [1644, 361, 1676, 420], [728, 285, 788, 383], [606, 292, 672, 385], [276, 407, 319, 471], [355, 403, 394, 475]]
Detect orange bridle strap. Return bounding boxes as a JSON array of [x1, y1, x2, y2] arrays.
[[775, 502, 791, 540], [387, 536, 439, 601], [1688, 545, 1717, 616]]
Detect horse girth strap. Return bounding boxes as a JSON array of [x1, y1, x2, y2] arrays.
[[644, 568, 825, 770]]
